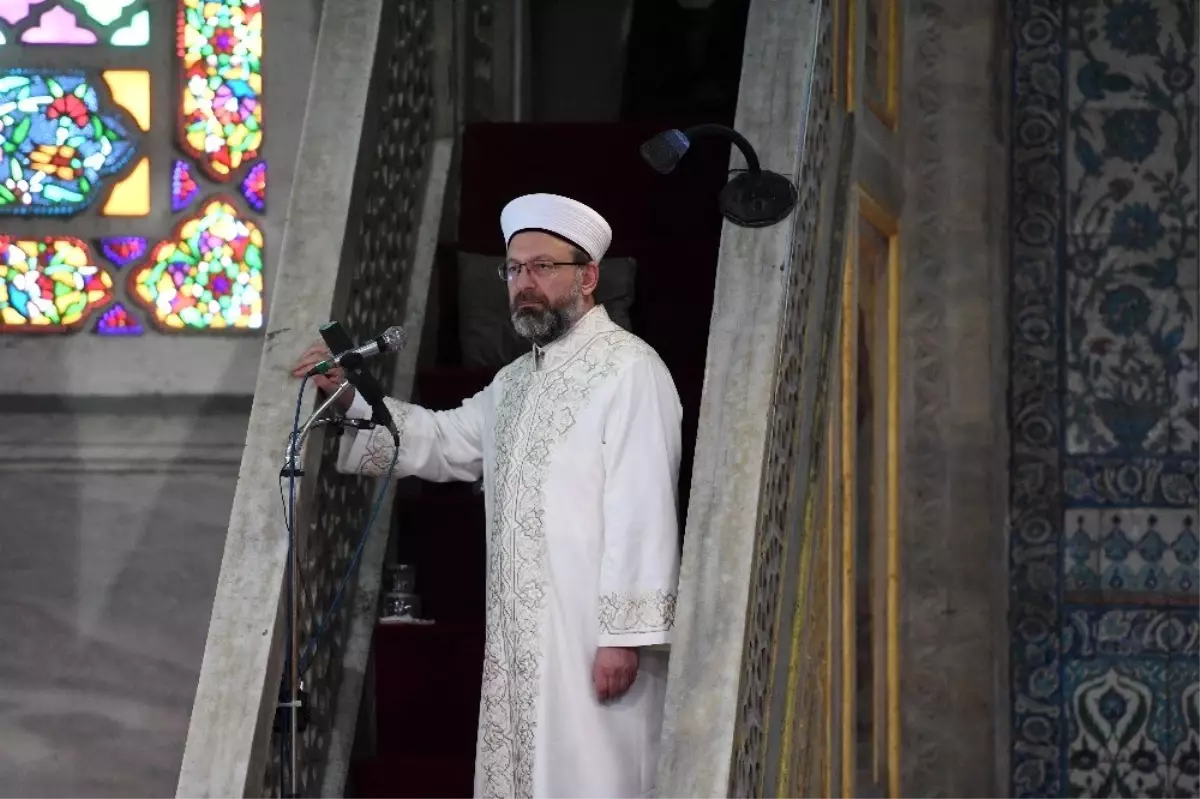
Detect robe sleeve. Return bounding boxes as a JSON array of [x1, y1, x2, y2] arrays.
[[597, 355, 683, 648], [336, 388, 486, 483]]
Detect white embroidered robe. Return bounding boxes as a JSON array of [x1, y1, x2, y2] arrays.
[[337, 305, 682, 798]]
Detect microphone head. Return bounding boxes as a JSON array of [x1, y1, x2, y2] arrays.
[[379, 325, 407, 352], [639, 129, 690, 175]]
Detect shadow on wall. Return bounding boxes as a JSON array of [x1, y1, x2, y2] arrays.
[[0, 394, 249, 796]]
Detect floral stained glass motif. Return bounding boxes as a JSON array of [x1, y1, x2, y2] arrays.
[[171, 159, 198, 212], [0, 236, 114, 329], [0, 72, 138, 215], [177, 0, 263, 181], [132, 196, 264, 330], [239, 159, 264, 212], [95, 301, 142, 335], [99, 235, 146, 267]]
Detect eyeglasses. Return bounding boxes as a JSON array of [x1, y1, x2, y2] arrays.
[[498, 259, 588, 282]]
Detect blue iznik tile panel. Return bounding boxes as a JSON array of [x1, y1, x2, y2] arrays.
[[1010, 0, 1199, 796], [1064, 1, 1198, 459]]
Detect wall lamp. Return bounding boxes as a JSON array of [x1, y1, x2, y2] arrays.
[[639, 123, 798, 228]]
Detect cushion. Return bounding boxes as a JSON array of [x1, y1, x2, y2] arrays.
[[455, 252, 637, 371]]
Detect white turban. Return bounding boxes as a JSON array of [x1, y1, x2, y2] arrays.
[[500, 193, 613, 263]]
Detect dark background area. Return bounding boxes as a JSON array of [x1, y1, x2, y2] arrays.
[[352, 1, 752, 795]]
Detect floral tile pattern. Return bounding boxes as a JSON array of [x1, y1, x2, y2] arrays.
[[1011, 3, 1071, 791], [1082, 509, 1200, 595], [1064, 457, 1198, 506], [1062, 610, 1196, 798], [1067, 511, 1104, 591], [1167, 659, 1200, 798], [1010, 1, 1200, 796], [1065, 658, 1170, 798], [1063, 0, 1198, 458], [1063, 608, 1198, 659]]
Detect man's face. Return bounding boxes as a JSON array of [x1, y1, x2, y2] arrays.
[[505, 231, 598, 345]]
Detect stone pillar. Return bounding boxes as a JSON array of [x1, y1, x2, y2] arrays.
[[655, 0, 840, 795], [896, 0, 1009, 795]]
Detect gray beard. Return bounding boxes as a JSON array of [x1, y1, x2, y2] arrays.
[[510, 280, 585, 347]]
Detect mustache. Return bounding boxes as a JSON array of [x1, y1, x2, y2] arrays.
[[511, 289, 549, 309]]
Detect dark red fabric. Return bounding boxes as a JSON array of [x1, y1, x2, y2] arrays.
[[349, 755, 474, 799]]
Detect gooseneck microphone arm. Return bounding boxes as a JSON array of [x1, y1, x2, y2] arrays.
[[282, 380, 355, 476], [683, 123, 762, 174]]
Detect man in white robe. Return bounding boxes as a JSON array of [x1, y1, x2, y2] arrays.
[[294, 193, 682, 798]]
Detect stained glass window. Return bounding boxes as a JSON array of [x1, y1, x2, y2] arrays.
[[0, 0, 266, 336], [0, 235, 113, 328], [132, 196, 263, 331]]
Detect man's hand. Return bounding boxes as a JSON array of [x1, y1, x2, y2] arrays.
[[293, 341, 355, 411], [592, 646, 639, 702]]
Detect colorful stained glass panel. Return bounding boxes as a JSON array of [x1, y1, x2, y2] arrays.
[[95, 300, 142, 334], [0, 236, 114, 329], [171, 159, 198, 212], [240, 159, 264, 212], [0, 72, 138, 216], [21, 5, 97, 44], [0, 0, 48, 25], [109, 8, 147, 46], [132, 196, 264, 330], [101, 70, 149, 132], [177, 0, 263, 181], [99, 235, 146, 267], [73, 0, 139, 26], [102, 156, 149, 215]]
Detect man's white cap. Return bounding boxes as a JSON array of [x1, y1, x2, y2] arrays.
[[500, 193, 612, 263]]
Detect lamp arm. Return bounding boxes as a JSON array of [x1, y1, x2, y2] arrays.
[[683, 123, 762, 174]]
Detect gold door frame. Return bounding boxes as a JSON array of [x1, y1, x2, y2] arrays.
[[838, 186, 901, 798], [847, 0, 901, 129]]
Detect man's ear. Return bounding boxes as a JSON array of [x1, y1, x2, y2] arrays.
[[580, 262, 600, 296]]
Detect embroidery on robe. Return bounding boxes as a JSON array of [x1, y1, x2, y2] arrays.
[[598, 589, 678, 635], [479, 315, 652, 799], [356, 400, 412, 476]]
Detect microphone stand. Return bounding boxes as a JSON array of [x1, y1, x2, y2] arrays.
[[279, 380, 359, 797]]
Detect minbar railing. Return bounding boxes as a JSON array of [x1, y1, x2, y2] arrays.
[[176, 0, 453, 795]]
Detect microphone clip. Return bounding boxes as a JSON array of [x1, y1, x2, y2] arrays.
[[323, 416, 378, 431]]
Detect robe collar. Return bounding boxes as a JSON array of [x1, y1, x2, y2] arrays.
[[529, 304, 614, 371]]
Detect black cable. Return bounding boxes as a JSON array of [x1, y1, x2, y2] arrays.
[[279, 375, 309, 797], [278, 477, 315, 621], [278, 378, 400, 797], [298, 442, 399, 676]]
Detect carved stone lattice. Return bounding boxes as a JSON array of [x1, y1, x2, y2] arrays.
[[262, 2, 434, 796], [465, 0, 495, 121], [787, 479, 834, 797], [729, 4, 835, 796]]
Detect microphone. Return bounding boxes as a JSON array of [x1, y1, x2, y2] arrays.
[[317, 322, 400, 442], [307, 325, 407, 376]]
